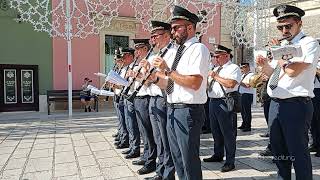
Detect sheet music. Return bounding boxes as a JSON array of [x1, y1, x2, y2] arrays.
[[270, 45, 303, 62], [106, 70, 129, 86], [94, 72, 107, 77], [89, 85, 114, 96]]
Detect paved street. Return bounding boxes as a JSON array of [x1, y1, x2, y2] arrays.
[[1, 107, 320, 180]]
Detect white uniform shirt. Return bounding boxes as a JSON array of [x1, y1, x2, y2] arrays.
[[166, 37, 210, 104], [126, 61, 138, 95], [147, 46, 177, 97], [133, 60, 149, 97], [315, 62, 320, 89], [239, 72, 254, 94], [207, 61, 241, 98], [114, 66, 128, 95], [267, 31, 320, 98]]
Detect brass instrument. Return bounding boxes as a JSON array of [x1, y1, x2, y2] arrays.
[[316, 68, 320, 76], [125, 41, 173, 102], [248, 67, 264, 88], [249, 35, 293, 88]]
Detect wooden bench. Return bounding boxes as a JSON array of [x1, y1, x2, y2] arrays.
[[47, 90, 98, 115]]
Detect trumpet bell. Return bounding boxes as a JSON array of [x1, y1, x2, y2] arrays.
[[316, 68, 320, 76], [248, 73, 264, 88]]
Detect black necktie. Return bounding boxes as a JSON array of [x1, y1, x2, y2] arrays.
[[208, 66, 223, 92], [269, 65, 281, 90], [166, 45, 186, 95], [269, 40, 293, 90]]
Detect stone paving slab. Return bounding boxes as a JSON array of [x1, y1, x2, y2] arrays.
[[0, 108, 320, 179]]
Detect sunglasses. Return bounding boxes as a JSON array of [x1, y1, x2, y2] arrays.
[[213, 54, 226, 58], [276, 23, 293, 31], [150, 33, 165, 39]]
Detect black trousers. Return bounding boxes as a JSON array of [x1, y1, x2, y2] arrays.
[[240, 93, 253, 128], [209, 98, 237, 165], [134, 96, 157, 168], [149, 96, 175, 179], [269, 98, 313, 180], [167, 104, 204, 180], [311, 88, 320, 150]]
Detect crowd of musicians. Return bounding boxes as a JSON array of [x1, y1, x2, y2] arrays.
[[105, 4, 320, 180]]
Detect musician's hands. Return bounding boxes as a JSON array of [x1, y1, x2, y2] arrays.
[[269, 38, 281, 46], [153, 57, 169, 71], [256, 55, 268, 67], [209, 71, 218, 79], [139, 59, 150, 70], [277, 59, 287, 68], [126, 69, 136, 78]]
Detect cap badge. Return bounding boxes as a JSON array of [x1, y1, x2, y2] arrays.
[[277, 5, 286, 16]]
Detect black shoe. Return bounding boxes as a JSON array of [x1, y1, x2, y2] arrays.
[[116, 143, 129, 149], [114, 136, 120, 141], [221, 163, 235, 172], [238, 126, 245, 129], [112, 133, 119, 137], [259, 148, 272, 156], [125, 152, 140, 159], [201, 129, 211, 134], [122, 149, 132, 154], [85, 107, 88, 112], [144, 175, 162, 180], [137, 166, 156, 175], [309, 145, 317, 152], [241, 128, 251, 132], [260, 133, 269, 138], [88, 106, 91, 112], [203, 155, 223, 162], [114, 141, 120, 146], [132, 159, 146, 165]]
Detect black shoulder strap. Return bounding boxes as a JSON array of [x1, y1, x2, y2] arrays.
[[237, 73, 250, 91]]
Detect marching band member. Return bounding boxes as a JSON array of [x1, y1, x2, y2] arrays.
[[112, 49, 132, 149], [142, 21, 176, 180], [121, 47, 141, 159], [153, 5, 210, 179], [310, 61, 320, 156], [238, 62, 254, 132], [203, 45, 241, 172], [129, 39, 157, 175], [256, 5, 320, 179]]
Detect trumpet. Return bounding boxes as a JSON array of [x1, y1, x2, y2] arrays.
[[316, 68, 320, 76], [121, 46, 155, 97], [248, 69, 264, 88], [125, 41, 173, 102]]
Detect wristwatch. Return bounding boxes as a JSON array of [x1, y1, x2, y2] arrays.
[[282, 60, 293, 69], [164, 68, 173, 76], [151, 77, 159, 84]]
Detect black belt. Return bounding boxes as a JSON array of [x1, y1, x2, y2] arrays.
[[150, 95, 163, 98], [272, 97, 311, 103], [167, 103, 203, 109], [135, 95, 150, 99], [209, 97, 225, 101]]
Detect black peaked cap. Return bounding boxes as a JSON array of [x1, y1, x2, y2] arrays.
[[273, 5, 305, 20], [170, 5, 200, 24]]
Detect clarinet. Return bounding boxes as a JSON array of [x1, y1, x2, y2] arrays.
[[207, 66, 216, 92], [121, 46, 155, 98], [113, 57, 139, 103], [125, 42, 173, 102]]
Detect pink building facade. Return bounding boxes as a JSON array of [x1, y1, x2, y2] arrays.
[[52, 2, 221, 90]]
